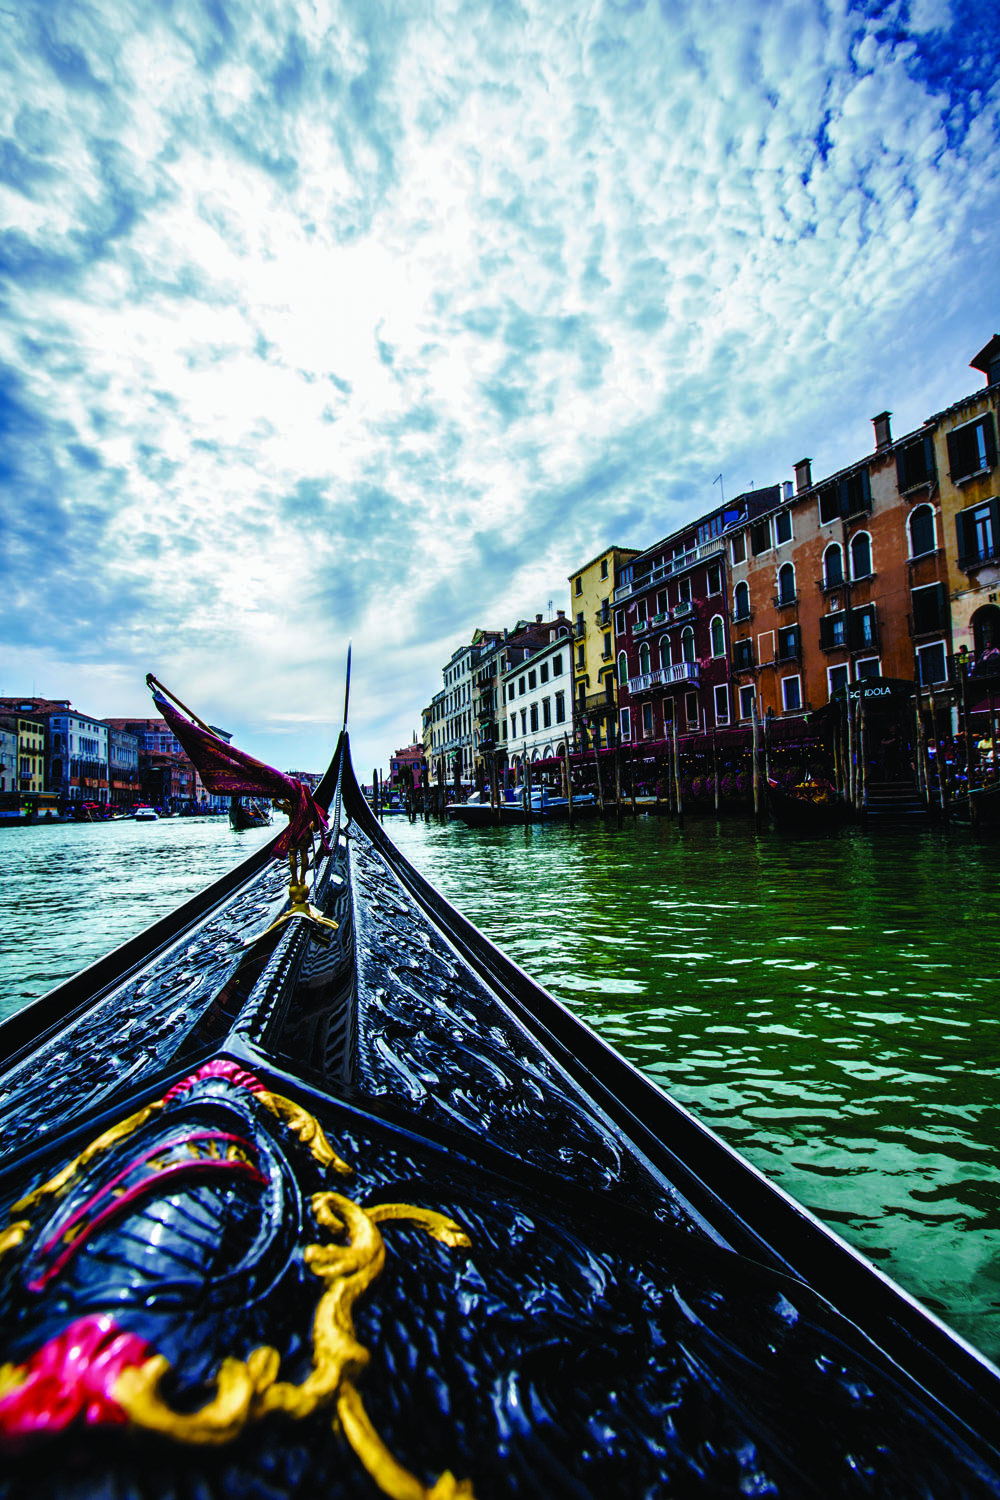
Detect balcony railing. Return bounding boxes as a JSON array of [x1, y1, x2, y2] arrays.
[[672, 599, 695, 619], [626, 662, 698, 694], [650, 610, 669, 625], [612, 537, 726, 604], [594, 608, 611, 626], [633, 617, 649, 634]]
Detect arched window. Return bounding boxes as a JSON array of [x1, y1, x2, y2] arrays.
[[909, 504, 935, 557], [823, 543, 843, 586], [973, 604, 1000, 654], [734, 580, 750, 620], [659, 636, 671, 670], [710, 614, 725, 657], [617, 650, 628, 684], [851, 531, 872, 579], [681, 626, 695, 664], [777, 562, 796, 605], [639, 641, 651, 676]]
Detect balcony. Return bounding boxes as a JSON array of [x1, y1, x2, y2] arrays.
[[613, 538, 727, 606], [650, 610, 669, 625], [959, 542, 999, 572], [626, 662, 698, 694], [594, 608, 611, 626], [672, 599, 695, 619], [633, 617, 650, 634], [773, 592, 799, 609], [731, 607, 752, 624]]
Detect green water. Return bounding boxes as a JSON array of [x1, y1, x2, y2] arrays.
[[1, 812, 999, 1363], [388, 812, 1000, 1364]]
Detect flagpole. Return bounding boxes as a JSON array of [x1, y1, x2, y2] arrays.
[[145, 673, 217, 735]]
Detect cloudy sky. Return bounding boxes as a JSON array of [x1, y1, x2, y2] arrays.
[[1, 0, 998, 775]]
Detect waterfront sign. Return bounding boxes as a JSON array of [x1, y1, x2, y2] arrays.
[[834, 677, 914, 705]]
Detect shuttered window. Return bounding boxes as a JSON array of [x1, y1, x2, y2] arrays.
[[947, 415, 997, 482], [820, 612, 846, 649], [750, 518, 771, 555], [819, 467, 872, 523], [911, 583, 945, 634], [896, 436, 936, 491], [777, 625, 801, 661], [957, 498, 1000, 567], [909, 504, 935, 557]]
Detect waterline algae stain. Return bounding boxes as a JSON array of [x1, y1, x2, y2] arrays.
[[1, 813, 999, 1365]]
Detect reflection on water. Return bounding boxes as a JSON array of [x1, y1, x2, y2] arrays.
[[388, 812, 1000, 1363], [1, 810, 999, 1361]]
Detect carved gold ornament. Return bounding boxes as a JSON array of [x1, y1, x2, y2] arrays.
[[0, 1064, 476, 1499]]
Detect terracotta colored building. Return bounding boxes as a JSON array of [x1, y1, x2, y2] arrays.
[[389, 741, 426, 791], [728, 410, 953, 729]]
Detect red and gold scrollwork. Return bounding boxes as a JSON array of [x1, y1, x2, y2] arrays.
[[0, 1059, 476, 1500]]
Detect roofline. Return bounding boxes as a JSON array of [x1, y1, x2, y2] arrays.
[[569, 544, 641, 580]]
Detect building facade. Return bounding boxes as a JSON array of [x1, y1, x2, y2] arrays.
[[615, 492, 777, 745], [569, 546, 639, 751], [936, 335, 1000, 677], [501, 635, 573, 767]]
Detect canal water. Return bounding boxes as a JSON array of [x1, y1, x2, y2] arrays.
[[1, 811, 998, 1364]]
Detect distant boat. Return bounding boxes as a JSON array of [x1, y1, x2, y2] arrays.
[[449, 787, 598, 827], [133, 805, 159, 822], [229, 795, 272, 830]]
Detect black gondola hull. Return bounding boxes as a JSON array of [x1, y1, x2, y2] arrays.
[[0, 731, 999, 1498]]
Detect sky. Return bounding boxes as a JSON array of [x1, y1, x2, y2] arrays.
[[1, 0, 998, 777]]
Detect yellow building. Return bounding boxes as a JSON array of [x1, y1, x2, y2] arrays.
[[934, 335, 1000, 663], [568, 546, 639, 749], [0, 713, 50, 815]]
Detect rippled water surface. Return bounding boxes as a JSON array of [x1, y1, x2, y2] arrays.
[[1, 809, 999, 1362], [387, 812, 1000, 1364], [0, 817, 275, 1013]]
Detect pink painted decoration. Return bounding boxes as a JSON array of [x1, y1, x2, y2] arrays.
[[0, 1314, 152, 1444], [163, 1058, 266, 1102]]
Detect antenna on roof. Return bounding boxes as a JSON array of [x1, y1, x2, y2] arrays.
[[547, 599, 553, 616], [713, 473, 725, 505]]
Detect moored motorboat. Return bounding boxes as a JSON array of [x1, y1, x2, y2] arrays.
[[1, 673, 1000, 1498], [132, 804, 158, 821]]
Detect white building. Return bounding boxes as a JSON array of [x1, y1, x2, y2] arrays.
[[48, 709, 110, 805], [501, 635, 572, 768]]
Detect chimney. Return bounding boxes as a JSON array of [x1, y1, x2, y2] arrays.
[[536, 613, 542, 623], [782, 481, 793, 501], [872, 411, 892, 451], [794, 458, 812, 493], [556, 609, 565, 618]]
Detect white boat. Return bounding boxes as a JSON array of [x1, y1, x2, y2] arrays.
[[133, 805, 159, 821]]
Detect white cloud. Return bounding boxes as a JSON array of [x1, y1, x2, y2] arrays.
[[0, 0, 998, 772]]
